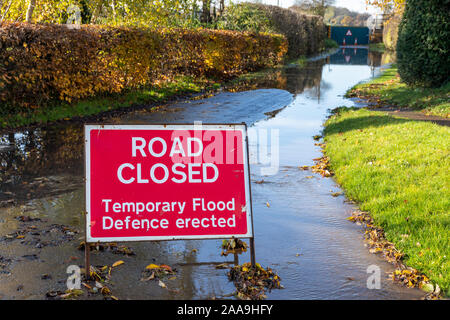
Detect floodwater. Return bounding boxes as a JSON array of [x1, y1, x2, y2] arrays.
[[0, 47, 425, 299]]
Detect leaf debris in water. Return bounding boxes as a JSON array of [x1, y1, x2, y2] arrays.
[[221, 239, 248, 256], [227, 262, 283, 300]]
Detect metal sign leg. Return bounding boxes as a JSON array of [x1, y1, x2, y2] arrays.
[[84, 241, 90, 281], [250, 237, 256, 267]]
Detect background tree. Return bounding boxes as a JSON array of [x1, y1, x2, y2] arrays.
[[201, 0, 212, 23], [0, 1, 14, 22], [292, 0, 335, 16], [323, 6, 370, 26], [0, 0, 202, 27], [365, 0, 405, 13], [25, 0, 36, 22]]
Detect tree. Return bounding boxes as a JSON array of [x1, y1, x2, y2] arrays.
[[25, 0, 35, 22], [293, 0, 335, 16], [0, 0, 201, 27], [340, 15, 352, 26], [0, 1, 12, 22], [90, 0, 105, 24], [365, 0, 405, 13], [201, 0, 211, 23]]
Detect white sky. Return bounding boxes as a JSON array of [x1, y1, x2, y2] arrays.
[[256, 0, 381, 14]]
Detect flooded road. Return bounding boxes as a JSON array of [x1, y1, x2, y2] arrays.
[[0, 48, 424, 299]]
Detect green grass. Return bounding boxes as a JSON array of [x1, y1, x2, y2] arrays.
[[324, 38, 339, 49], [347, 65, 450, 118], [324, 107, 450, 295], [287, 56, 307, 67], [0, 76, 213, 129], [369, 42, 386, 52]]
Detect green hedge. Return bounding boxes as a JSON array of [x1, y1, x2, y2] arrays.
[[396, 0, 450, 87], [218, 3, 326, 58], [255, 4, 326, 57]]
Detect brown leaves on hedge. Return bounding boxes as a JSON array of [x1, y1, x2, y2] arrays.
[[0, 22, 287, 109]]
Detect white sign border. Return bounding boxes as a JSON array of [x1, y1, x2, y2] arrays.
[[85, 124, 254, 243]]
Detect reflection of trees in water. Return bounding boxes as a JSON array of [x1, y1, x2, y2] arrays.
[[0, 125, 84, 203], [1, 125, 84, 180], [226, 60, 326, 97]]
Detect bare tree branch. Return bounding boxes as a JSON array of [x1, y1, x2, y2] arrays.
[[0, 0, 13, 23], [26, 0, 36, 22]]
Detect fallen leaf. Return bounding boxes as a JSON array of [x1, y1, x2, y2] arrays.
[[141, 271, 155, 281], [146, 263, 160, 270], [101, 286, 111, 295], [331, 192, 342, 197], [112, 260, 124, 268], [82, 282, 92, 290], [160, 264, 172, 272]]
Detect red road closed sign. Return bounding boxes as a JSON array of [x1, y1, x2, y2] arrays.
[[85, 124, 253, 242]]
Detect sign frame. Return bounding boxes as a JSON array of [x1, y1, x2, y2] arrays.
[[84, 123, 256, 276]]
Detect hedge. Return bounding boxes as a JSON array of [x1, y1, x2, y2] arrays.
[[0, 23, 287, 109], [254, 4, 326, 58], [396, 0, 449, 87]]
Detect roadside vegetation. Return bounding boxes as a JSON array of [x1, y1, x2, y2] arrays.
[[1, 76, 211, 129], [368, 42, 386, 52], [324, 38, 339, 49], [0, 1, 329, 129], [347, 65, 450, 118], [323, 107, 449, 296], [396, 0, 449, 88]]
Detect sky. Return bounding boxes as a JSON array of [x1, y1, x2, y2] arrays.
[[259, 0, 381, 14]]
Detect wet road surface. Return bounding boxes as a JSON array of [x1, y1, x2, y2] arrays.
[[0, 48, 425, 299]]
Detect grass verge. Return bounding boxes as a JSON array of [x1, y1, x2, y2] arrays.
[[347, 65, 450, 118], [368, 42, 386, 52], [324, 38, 339, 49], [0, 76, 219, 129], [323, 107, 450, 295]]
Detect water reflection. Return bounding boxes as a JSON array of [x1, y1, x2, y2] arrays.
[[327, 47, 395, 66], [0, 126, 84, 205]]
